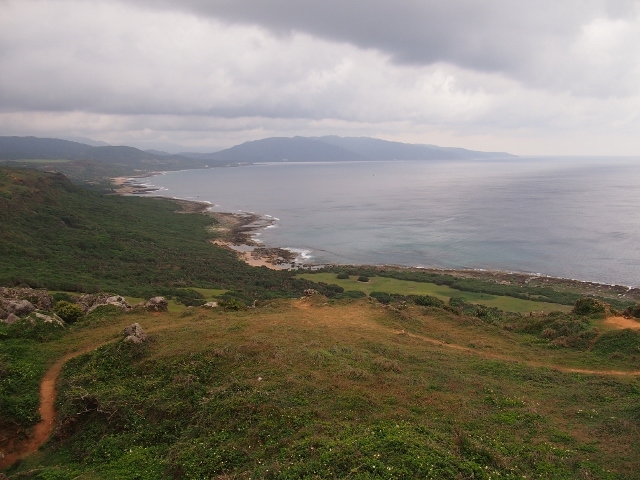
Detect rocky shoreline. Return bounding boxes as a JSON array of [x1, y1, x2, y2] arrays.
[[110, 176, 640, 303]]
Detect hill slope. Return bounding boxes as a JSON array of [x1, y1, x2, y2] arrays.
[[0, 167, 329, 300], [0, 137, 221, 182], [3, 298, 640, 478]]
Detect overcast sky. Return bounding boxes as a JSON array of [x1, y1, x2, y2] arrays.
[[1, 0, 639, 154]]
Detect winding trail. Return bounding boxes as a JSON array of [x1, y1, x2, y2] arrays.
[[0, 345, 99, 469], [394, 329, 640, 377]]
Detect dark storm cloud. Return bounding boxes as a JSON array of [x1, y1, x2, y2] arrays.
[[131, 0, 638, 93], [1, 0, 639, 154]]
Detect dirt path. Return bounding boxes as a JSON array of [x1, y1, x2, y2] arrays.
[[0, 345, 99, 469], [605, 316, 640, 330], [396, 329, 640, 377]]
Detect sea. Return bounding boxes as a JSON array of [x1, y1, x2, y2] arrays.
[[135, 157, 640, 287]]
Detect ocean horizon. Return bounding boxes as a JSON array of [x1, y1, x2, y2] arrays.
[[136, 156, 640, 287]]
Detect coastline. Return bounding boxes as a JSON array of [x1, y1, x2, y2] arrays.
[[112, 175, 302, 269], [110, 175, 640, 304]]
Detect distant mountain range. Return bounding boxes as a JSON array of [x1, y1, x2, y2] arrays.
[[204, 136, 514, 163], [0, 135, 514, 163]]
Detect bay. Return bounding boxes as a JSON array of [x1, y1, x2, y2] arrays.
[[136, 157, 640, 286]]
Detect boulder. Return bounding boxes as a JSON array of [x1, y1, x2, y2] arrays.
[[0, 287, 53, 311], [33, 312, 66, 327], [2, 313, 20, 325], [0, 299, 36, 317], [303, 289, 318, 297], [0, 307, 6, 320], [124, 323, 147, 344], [203, 301, 218, 308], [144, 297, 168, 312], [87, 295, 131, 313]]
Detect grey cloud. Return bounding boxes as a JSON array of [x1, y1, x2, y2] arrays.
[[129, 0, 640, 95]]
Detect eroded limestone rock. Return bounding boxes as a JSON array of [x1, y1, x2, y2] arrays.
[[123, 323, 147, 344]]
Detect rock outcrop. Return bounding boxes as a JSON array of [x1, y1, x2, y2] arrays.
[[143, 297, 168, 312], [33, 312, 66, 327], [87, 295, 131, 313], [124, 323, 147, 344], [203, 301, 218, 308], [0, 299, 35, 318], [0, 287, 53, 311], [79, 293, 131, 313]]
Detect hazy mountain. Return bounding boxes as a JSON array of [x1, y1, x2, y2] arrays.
[[177, 152, 224, 161], [144, 149, 172, 156], [0, 135, 516, 182], [0, 136, 209, 165], [0, 136, 224, 182], [59, 136, 111, 147], [210, 135, 515, 163], [317, 136, 514, 160], [210, 136, 367, 163]]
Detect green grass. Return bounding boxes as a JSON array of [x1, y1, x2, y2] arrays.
[[190, 287, 228, 300], [297, 273, 572, 313], [5, 300, 638, 479]]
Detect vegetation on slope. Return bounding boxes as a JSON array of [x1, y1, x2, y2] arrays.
[[0, 168, 337, 302], [3, 297, 640, 479], [313, 267, 634, 311]]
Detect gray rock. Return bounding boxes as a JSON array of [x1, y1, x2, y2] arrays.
[[0, 299, 36, 317], [87, 295, 131, 313], [2, 313, 20, 325], [124, 323, 147, 344], [34, 311, 66, 326], [78, 293, 112, 313], [0, 287, 53, 311], [0, 307, 6, 319], [144, 297, 168, 312]]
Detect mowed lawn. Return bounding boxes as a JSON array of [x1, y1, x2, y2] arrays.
[[297, 273, 572, 313]]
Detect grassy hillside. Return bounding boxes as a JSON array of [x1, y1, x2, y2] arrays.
[[3, 298, 640, 478], [0, 167, 330, 301]]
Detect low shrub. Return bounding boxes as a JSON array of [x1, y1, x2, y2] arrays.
[[218, 298, 246, 311], [174, 288, 206, 307], [334, 290, 367, 300], [623, 303, 640, 319], [414, 295, 445, 308], [370, 291, 393, 304], [357, 276, 370, 283], [572, 297, 609, 316], [336, 273, 349, 280], [54, 300, 84, 323]]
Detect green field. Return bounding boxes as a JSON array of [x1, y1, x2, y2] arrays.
[[297, 273, 573, 313]]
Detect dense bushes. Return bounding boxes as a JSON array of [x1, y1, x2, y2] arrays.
[[0, 168, 341, 302], [572, 297, 608, 316], [173, 289, 206, 307], [414, 295, 445, 308], [54, 300, 84, 323]]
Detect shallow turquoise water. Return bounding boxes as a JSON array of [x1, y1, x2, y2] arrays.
[[137, 157, 640, 286]]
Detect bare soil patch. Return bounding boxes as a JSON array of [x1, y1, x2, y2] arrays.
[[604, 316, 640, 330]]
